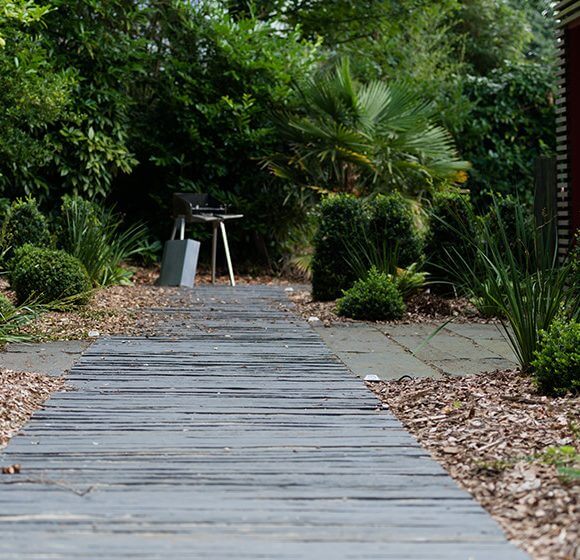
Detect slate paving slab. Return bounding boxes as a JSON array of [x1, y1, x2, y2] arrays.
[[0, 286, 528, 559], [0, 340, 92, 376], [318, 322, 517, 380]]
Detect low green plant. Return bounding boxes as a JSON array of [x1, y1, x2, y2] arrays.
[[344, 234, 428, 300], [336, 267, 405, 321], [394, 263, 429, 299], [58, 195, 148, 287], [439, 197, 579, 369], [531, 317, 580, 396], [536, 445, 580, 484], [9, 245, 91, 306], [0, 197, 52, 257]]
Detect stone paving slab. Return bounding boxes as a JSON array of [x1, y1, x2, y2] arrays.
[[316, 326, 440, 380], [0, 286, 528, 559], [318, 322, 517, 380], [0, 340, 92, 376]]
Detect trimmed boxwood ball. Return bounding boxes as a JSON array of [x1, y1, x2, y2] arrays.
[[311, 194, 366, 301], [9, 245, 91, 306], [0, 197, 52, 257], [0, 293, 15, 318], [366, 193, 424, 267], [336, 267, 405, 321], [531, 317, 580, 397]]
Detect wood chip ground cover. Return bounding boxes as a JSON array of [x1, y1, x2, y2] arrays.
[[0, 369, 64, 450], [288, 288, 496, 325], [369, 370, 579, 560]]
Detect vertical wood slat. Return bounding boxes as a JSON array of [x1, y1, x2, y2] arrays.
[[534, 157, 558, 253], [555, 1, 580, 254]]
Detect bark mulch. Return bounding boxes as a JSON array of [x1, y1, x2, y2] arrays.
[[288, 287, 493, 325], [0, 369, 64, 451], [18, 267, 298, 341], [368, 370, 579, 560]]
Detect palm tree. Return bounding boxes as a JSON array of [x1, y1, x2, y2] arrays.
[[266, 58, 469, 196]]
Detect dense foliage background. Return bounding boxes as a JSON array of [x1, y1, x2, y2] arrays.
[[0, 0, 556, 266]]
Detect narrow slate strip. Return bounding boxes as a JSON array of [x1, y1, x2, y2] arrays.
[[0, 285, 528, 559]]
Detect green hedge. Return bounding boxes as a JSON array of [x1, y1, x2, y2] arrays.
[[9, 245, 91, 306], [311, 193, 424, 301], [366, 193, 424, 267], [311, 195, 366, 301], [426, 191, 477, 284]]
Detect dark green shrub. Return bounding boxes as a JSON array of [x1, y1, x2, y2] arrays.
[[311, 195, 366, 301], [531, 317, 580, 396], [9, 245, 91, 306], [426, 191, 477, 283], [312, 193, 425, 301], [0, 198, 52, 257], [366, 193, 424, 267], [0, 294, 15, 318], [336, 267, 405, 321]]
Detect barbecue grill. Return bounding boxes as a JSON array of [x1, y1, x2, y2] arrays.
[[170, 193, 243, 286]]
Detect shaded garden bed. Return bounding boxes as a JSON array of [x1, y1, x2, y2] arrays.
[[288, 287, 495, 326], [369, 370, 579, 560]]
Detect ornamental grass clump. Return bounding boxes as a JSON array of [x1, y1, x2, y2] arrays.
[[0, 294, 38, 344], [9, 245, 91, 307], [438, 197, 579, 369], [0, 294, 15, 319], [336, 267, 405, 321], [58, 195, 147, 287], [531, 317, 580, 396]]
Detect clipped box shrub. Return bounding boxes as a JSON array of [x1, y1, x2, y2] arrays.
[[426, 190, 477, 282], [9, 245, 91, 306], [336, 267, 405, 321], [531, 317, 580, 397], [311, 194, 366, 301], [366, 193, 424, 267], [0, 197, 52, 257], [0, 293, 15, 318]]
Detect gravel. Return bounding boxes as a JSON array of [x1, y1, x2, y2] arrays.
[[369, 370, 579, 560]]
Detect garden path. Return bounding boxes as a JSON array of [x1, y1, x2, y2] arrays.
[[0, 286, 528, 559]]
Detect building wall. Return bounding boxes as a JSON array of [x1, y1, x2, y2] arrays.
[[556, 1, 580, 253]]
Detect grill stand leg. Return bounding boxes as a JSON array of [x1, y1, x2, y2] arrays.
[[211, 222, 218, 284], [170, 218, 178, 240], [219, 221, 235, 287], [179, 217, 185, 240]]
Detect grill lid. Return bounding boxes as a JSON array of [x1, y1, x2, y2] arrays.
[[173, 193, 227, 218]]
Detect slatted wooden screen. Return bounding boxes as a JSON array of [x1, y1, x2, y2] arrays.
[[555, 1, 580, 255]]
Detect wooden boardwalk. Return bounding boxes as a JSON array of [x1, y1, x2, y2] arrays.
[[0, 286, 528, 559]]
